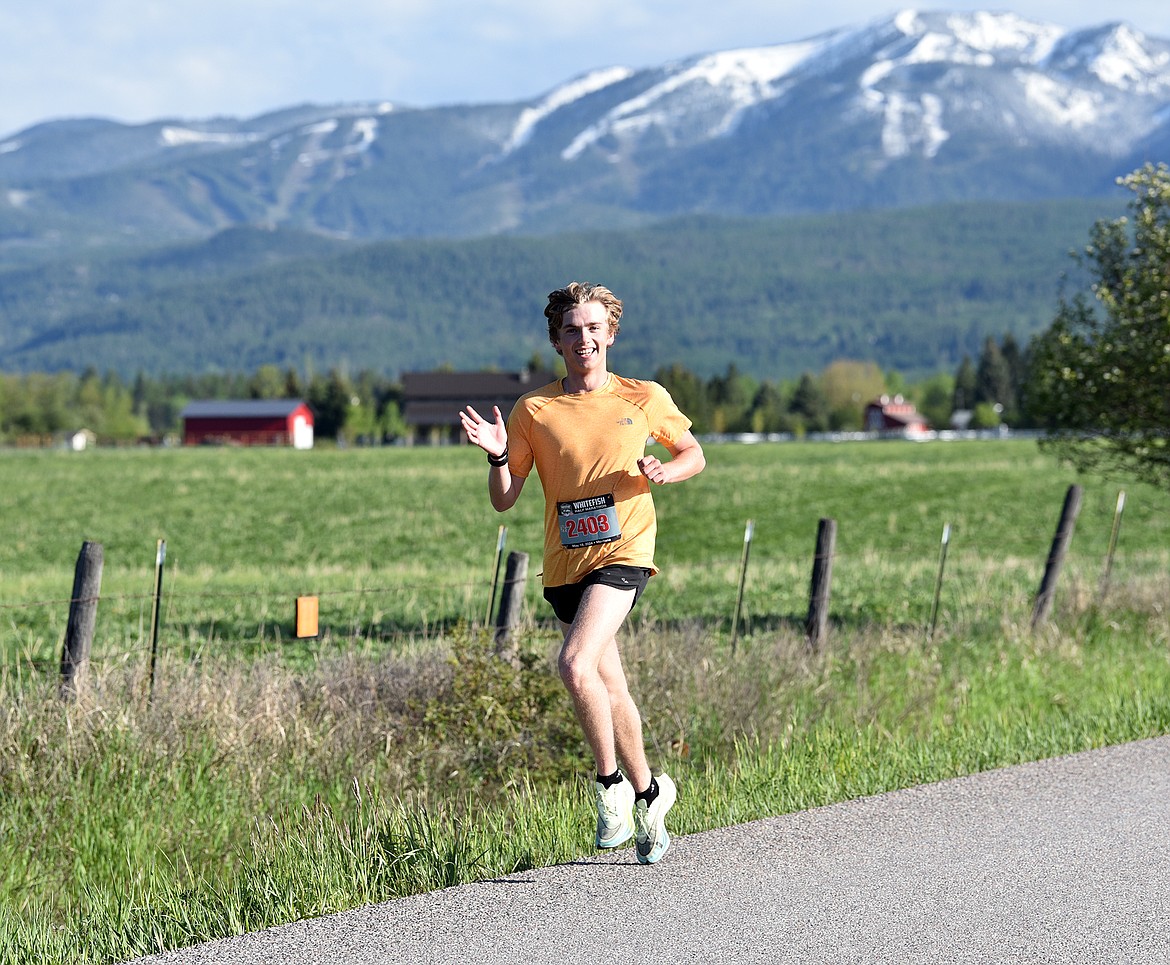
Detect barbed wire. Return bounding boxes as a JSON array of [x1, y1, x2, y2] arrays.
[[2, 489, 1161, 676], [0, 578, 489, 613]]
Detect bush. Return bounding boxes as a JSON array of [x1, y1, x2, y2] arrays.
[[418, 627, 584, 791]]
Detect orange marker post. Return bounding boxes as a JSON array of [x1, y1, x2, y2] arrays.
[[296, 596, 319, 638]]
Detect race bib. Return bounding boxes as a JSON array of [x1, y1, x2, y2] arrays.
[[558, 494, 621, 548]]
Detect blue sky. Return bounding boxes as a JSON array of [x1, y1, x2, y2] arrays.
[[1, 1, 1168, 138]]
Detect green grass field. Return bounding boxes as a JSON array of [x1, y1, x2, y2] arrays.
[[1, 438, 1168, 964], [2, 438, 1167, 667]]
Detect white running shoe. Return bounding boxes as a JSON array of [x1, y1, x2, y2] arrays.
[[595, 776, 635, 849], [634, 773, 677, 865]]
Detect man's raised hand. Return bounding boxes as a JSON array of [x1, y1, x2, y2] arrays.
[[459, 404, 508, 458]]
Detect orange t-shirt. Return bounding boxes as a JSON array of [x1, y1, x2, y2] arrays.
[[506, 374, 692, 587]]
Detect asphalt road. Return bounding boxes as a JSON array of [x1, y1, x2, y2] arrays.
[[131, 735, 1170, 964]]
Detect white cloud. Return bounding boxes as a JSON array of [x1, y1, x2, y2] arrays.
[[0, 1, 1168, 138]]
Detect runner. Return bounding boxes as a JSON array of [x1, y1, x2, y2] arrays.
[[459, 281, 705, 864]]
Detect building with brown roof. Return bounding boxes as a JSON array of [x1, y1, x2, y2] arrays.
[[401, 369, 558, 444]]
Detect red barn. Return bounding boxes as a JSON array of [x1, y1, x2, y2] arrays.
[[180, 400, 314, 448], [864, 395, 931, 439]]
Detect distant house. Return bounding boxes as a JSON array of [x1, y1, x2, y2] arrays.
[[180, 399, 314, 448], [401, 370, 558, 444], [863, 395, 931, 439], [950, 409, 974, 431], [65, 429, 96, 452]]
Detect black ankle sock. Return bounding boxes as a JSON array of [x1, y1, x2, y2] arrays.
[[635, 776, 659, 806], [596, 769, 623, 789]]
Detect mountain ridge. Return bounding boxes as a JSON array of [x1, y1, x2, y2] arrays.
[[0, 9, 1161, 381], [1, 8, 1167, 256]]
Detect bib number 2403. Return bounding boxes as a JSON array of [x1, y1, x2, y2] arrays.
[[557, 494, 621, 548]]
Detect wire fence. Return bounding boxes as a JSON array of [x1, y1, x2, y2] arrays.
[[3, 482, 1162, 690], [1, 574, 493, 673]]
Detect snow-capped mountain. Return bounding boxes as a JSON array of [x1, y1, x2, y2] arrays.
[[2, 9, 1168, 252]]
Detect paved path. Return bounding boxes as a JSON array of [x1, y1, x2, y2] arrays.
[[134, 736, 1170, 964]]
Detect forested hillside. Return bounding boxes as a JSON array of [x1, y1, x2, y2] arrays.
[[0, 197, 1121, 381]]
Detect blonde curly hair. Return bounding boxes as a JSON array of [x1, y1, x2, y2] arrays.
[[544, 282, 623, 345]]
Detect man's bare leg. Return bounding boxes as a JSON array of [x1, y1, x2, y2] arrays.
[[557, 583, 652, 792]]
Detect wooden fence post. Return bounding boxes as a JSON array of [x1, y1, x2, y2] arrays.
[[805, 518, 836, 649], [1031, 484, 1083, 630], [494, 550, 529, 662], [485, 525, 507, 627], [60, 541, 103, 700], [927, 523, 951, 642], [1097, 490, 1126, 606], [730, 519, 754, 654], [148, 539, 167, 700]]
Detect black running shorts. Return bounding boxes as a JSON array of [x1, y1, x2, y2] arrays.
[[542, 565, 652, 625]]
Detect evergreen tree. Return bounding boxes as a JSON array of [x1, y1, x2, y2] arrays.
[[655, 363, 710, 433], [307, 369, 353, 439], [1000, 333, 1023, 393], [974, 336, 1014, 415], [283, 367, 304, 398], [790, 372, 829, 432], [952, 355, 976, 411], [707, 364, 756, 432], [748, 382, 787, 433], [132, 371, 149, 413]]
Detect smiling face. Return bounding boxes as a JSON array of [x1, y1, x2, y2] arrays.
[[554, 300, 616, 387]]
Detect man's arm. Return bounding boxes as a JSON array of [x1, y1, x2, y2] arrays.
[[487, 461, 525, 512], [637, 430, 705, 485], [459, 404, 526, 511]]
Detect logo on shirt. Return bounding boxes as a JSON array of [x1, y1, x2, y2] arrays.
[[617, 417, 634, 425]]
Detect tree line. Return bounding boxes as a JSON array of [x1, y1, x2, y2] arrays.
[[0, 334, 1030, 447], [653, 329, 1026, 437], [0, 366, 403, 446]]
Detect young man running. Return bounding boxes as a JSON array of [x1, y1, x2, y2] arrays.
[[459, 282, 705, 864]]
